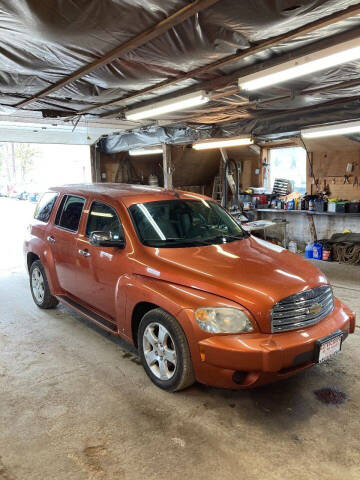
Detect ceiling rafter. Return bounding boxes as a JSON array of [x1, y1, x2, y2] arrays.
[[214, 77, 360, 110], [74, 2, 360, 118], [97, 26, 360, 129], [15, 0, 222, 110], [212, 94, 360, 126]]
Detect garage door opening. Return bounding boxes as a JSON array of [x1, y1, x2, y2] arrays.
[[0, 143, 91, 273]]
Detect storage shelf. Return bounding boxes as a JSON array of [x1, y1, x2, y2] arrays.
[[256, 208, 360, 217]]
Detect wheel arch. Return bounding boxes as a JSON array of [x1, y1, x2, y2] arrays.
[[27, 252, 40, 272], [131, 302, 161, 348]]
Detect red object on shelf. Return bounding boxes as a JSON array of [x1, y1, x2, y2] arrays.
[[252, 194, 267, 205]]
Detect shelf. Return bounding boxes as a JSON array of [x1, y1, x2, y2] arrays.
[[255, 208, 360, 217]]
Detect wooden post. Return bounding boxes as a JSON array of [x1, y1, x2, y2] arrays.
[[162, 144, 173, 189], [307, 214, 318, 243], [90, 144, 101, 182], [259, 147, 268, 188]]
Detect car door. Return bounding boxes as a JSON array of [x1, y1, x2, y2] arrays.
[[74, 199, 127, 320], [48, 194, 86, 298]]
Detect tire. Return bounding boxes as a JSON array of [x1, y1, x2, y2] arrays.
[[138, 308, 195, 392], [29, 260, 59, 309]]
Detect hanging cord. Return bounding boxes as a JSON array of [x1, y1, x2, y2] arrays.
[[332, 243, 360, 264], [299, 135, 319, 194]]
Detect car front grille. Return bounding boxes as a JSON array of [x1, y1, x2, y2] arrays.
[[271, 285, 334, 333]]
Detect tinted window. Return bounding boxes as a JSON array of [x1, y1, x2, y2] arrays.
[[34, 192, 58, 223], [86, 202, 124, 240], [55, 195, 85, 232], [129, 199, 246, 248]]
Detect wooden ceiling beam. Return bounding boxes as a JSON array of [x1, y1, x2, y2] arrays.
[[91, 3, 360, 118], [214, 95, 360, 126], [15, 0, 221, 109], [228, 76, 360, 109]]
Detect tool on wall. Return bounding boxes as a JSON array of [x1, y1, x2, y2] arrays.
[[221, 157, 248, 222], [299, 136, 320, 194], [222, 158, 239, 208]]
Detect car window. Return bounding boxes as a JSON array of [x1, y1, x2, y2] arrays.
[[86, 201, 124, 240], [34, 192, 58, 223], [55, 195, 85, 232], [129, 199, 247, 248]]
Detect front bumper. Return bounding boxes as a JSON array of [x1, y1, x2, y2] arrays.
[[190, 299, 355, 389]]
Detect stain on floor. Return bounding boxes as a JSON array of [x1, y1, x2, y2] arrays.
[[314, 386, 348, 406]]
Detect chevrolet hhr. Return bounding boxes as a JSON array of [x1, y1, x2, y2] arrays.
[[24, 184, 356, 391]]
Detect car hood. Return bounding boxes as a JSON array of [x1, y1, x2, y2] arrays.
[[132, 236, 328, 332]]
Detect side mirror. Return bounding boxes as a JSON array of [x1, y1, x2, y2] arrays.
[[89, 231, 125, 249]]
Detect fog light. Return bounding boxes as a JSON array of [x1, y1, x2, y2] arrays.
[[232, 371, 247, 384]]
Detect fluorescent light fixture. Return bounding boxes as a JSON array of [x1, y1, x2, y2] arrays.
[[301, 120, 360, 138], [239, 37, 360, 91], [193, 137, 253, 150], [125, 90, 209, 121], [129, 146, 163, 156]]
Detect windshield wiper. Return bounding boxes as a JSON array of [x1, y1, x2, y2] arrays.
[[144, 238, 211, 246], [144, 233, 246, 247], [200, 234, 245, 244]]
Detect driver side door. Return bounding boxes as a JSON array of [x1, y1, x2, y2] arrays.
[[75, 200, 126, 320]]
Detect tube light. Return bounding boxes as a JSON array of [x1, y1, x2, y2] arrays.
[[301, 120, 360, 139], [193, 137, 253, 150], [125, 91, 209, 121], [129, 147, 163, 156], [239, 37, 360, 91]]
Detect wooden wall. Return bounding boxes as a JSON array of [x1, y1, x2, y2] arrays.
[[98, 145, 260, 194], [100, 151, 164, 185], [303, 137, 360, 201]]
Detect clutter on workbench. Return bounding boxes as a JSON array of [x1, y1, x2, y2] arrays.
[[242, 189, 360, 215]]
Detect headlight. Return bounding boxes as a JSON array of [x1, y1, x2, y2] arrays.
[[194, 307, 253, 333]]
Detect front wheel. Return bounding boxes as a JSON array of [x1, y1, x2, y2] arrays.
[[138, 308, 195, 392], [30, 260, 58, 309]]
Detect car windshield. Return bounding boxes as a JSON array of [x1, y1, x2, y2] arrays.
[[129, 199, 247, 248]]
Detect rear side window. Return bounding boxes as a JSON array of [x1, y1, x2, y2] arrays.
[[86, 202, 124, 240], [34, 192, 58, 223], [55, 195, 85, 232]]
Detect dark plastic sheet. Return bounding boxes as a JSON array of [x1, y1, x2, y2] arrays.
[[1, 0, 360, 149]]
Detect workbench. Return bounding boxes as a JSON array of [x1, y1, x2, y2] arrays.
[[256, 208, 360, 217], [243, 219, 289, 247], [255, 208, 360, 243]]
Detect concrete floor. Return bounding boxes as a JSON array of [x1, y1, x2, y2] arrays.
[[0, 198, 360, 480]]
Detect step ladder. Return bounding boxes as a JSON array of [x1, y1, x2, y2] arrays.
[[212, 175, 222, 202]]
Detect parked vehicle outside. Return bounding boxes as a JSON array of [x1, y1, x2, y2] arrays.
[[0, 186, 8, 197], [23, 184, 356, 391], [28, 192, 40, 202]]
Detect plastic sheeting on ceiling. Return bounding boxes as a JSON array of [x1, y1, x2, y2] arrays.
[[1, 0, 360, 151]]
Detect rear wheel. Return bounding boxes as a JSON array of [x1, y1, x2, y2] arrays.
[[30, 260, 58, 309], [138, 308, 195, 392]]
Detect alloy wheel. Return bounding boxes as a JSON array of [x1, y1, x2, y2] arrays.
[[31, 267, 45, 304], [143, 322, 177, 380]]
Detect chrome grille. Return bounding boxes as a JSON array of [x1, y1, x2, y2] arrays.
[[271, 285, 334, 333]]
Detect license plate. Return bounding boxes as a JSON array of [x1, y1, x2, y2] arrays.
[[316, 332, 343, 363]]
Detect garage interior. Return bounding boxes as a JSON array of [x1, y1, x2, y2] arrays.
[[0, 1, 360, 479]]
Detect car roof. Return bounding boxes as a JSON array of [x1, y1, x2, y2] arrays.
[[49, 183, 211, 206]]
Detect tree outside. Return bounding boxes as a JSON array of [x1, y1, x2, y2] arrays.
[[0, 143, 91, 195]]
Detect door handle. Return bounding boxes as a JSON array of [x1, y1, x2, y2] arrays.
[[78, 249, 91, 257], [47, 235, 56, 243]]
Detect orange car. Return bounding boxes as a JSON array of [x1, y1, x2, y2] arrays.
[[24, 184, 355, 391]]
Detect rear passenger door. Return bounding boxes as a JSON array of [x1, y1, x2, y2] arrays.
[[48, 194, 86, 297]]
